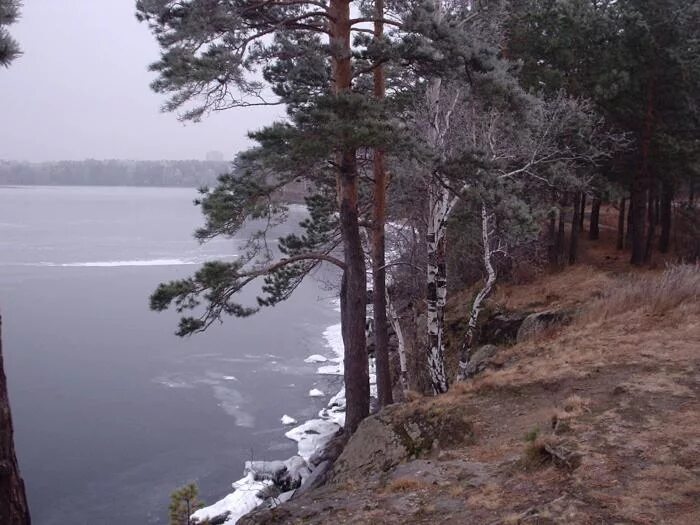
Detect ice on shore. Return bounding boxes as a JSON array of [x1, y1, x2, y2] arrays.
[[285, 418, 342, 462], [280, 414, 297, 425], [193, 302, 347, 524], [304, 354, 328, 363], [191, 472, 271, 525]]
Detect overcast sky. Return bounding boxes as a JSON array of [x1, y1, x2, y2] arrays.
[[0, 1, 281, 162]]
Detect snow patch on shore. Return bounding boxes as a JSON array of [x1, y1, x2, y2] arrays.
[[284, 419, 342, 462], [193, 300, 349, 524], [304, 354, 328, 363], [191, 473, 271, 525]]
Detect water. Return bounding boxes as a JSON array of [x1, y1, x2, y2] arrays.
[[0, 186, 342, 524]]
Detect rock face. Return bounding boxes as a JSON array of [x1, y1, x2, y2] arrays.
[[479, 312, 530, 345], [516, 310, 573, 342], [245, 457, 311, 492], [331, 402, 474, 484], [464, 344, 499, 377]]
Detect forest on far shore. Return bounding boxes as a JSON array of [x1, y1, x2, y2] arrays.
[[0, 159, 230, 188]]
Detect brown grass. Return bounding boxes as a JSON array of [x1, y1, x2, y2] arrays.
[[490, 265, 613, 312], [384, 477, 425, 493], [579, 263, 700, 324]]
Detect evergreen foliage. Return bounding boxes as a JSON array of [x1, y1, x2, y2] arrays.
[[0, 0, 21, 67], [168, 483, 206, 525]]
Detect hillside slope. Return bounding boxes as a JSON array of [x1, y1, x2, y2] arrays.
[[242, 261, 700, 525]]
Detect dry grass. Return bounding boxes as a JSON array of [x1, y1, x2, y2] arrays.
[[580, 263, 700, 324], [384, 477, 425, 493], [490, 265, 613, 312]]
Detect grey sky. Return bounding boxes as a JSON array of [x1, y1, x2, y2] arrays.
[[0, 0, 281, 162]]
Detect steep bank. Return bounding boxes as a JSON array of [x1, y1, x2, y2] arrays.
[[241, 263, 700, 524]]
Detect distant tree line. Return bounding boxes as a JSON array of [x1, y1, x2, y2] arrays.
[[0, 160, 232, 188]]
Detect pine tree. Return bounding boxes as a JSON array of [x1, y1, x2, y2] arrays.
[[507, 0, 700, 266], [1, 4, 30, 521], [169, 483, 206, 525], [138, 0, 408, 433], [0, 0, 21, 67]]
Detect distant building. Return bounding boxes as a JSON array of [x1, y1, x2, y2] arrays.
[[205, 150, 225, 162]]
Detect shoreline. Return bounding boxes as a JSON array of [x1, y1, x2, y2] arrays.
[[192, 300, 364, 524]]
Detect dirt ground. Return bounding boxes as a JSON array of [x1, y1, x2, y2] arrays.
[[243, 233, 700, 525]]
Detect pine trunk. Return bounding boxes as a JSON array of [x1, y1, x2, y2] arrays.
[[579, 193, 586, 233], [569, 191, 581, 265], [644, 178, 657, 264], [632, 75, 656, 266], [659, 180, 673, 253], [589, 197, 601, 240], [547, 195, 558, 268], [626, 189, 634, 249], [556, 196, 567, 266], [630, 180, 647, 265], [617, 198, 626, 250], [370, 0, 392, 408], [331, 0, 369, 434], [0, 316, 31, 525]]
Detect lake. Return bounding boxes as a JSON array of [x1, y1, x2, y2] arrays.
[[0, 185, 342, 524]]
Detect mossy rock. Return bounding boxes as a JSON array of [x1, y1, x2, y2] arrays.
[[331, 402, 474, 483]]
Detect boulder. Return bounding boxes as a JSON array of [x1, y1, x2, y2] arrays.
[[516, 310, 573, 343], [331, 402, 473, 483], [480, 312, 530, 345], [465, 344, 499, 377], [295, 460, 333, 494], [244, 456, 311, 492]]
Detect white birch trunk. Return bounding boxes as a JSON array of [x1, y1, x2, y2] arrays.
[[457, 204, 498, 381], [386, 290, 408, 393]]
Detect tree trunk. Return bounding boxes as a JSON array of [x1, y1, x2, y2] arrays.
[[370, 0, 392, 408], [689, 177, 695, 206], [457, 205, 496, 381], [424, 5, 450, 393], [547, 192, 558, 268], [654, 193, 660, 227], [0, 316, 31, 525], [630, 180, 647, 265], [579, 192, 586, 233], [589, 197, 601, 240], [331, 0, 369, 435], [386, 292, 408, 393], [632, 74, 656, 266], [644, 178, 657, 264], [659, 180, 673, 253], [569, 191, 581, 265], [426, 186, 449, 394], [626, 188, 634, 249], [556, 196, 567, 267], [617, 198, 626, 250]]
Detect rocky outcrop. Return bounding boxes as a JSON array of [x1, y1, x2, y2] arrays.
[[331, 402, 474, 484], [463, 344, 499, 377], [479, 311, 530, 345], [516, 309, 574, 342]]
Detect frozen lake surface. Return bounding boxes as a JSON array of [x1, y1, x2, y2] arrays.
[[0, 185, 342, 524]]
